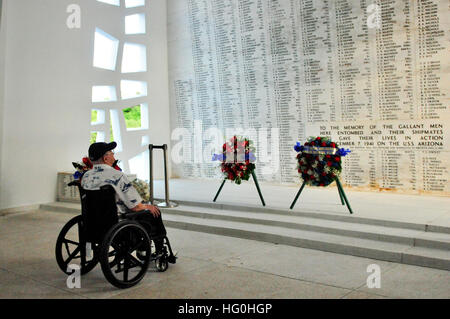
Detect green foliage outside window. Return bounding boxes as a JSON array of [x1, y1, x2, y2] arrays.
[[123, 106, 141, 129], [89, 106, 141, 144]]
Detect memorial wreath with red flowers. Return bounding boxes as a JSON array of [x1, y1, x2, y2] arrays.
[[212, 136, 257, 185], [294, 136, 350, 187], [72, 157, 93, 180]]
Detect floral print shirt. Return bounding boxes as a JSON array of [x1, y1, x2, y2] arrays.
[[81, 164, 142, 214]]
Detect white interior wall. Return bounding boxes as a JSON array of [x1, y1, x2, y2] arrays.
[[0, 0, 170, 210]]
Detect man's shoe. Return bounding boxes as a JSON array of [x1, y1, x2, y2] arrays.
[[167, 250, 178, 264]]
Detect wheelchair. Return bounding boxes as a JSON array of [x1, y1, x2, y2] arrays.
[[55, 181, 176, 289]]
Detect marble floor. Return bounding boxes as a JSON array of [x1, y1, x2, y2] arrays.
[[0, 209, 449, 299]]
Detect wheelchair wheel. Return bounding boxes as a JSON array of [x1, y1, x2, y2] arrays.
[[99, 220, 151, 289], [55, 215, 98, 275], [155, 256, 168, 272]]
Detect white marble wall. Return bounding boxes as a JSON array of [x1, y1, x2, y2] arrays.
[[167, 0, 449, 196]]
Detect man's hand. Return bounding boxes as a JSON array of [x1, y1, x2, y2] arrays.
[[131, 203, 160, 217], [145, 204, 160, 218]]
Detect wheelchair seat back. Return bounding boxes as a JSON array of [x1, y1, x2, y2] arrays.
[[80, 185, 119, 243]]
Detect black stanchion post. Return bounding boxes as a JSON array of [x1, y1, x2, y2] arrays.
[[148, 144, 155, 205], [148, 144, 177, 208]]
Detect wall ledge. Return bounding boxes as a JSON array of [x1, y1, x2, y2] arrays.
[[0, 204, 41, 217]]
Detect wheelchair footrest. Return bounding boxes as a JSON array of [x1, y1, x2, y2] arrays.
[[167, 255, 177, 264]]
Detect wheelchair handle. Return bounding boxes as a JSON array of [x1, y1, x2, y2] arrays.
[[68, 181, 80, 187]]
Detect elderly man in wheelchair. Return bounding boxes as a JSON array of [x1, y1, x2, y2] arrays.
[[55, 142, 177, 289]]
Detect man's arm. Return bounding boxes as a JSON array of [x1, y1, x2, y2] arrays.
[[112, 172, 160, 217]]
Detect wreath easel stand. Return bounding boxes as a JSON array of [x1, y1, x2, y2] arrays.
[[213, 170, 266, 206], [290, 137, 354, 214], [289, 177, 353, 214]]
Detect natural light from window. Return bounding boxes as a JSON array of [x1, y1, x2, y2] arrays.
[[93, 28, 119, 70], [92, 85, 117, 102], [120, 80, 147, 99], [125, 13, 146, 35], [91, 3, 149, 177], [121, 43, 147, 73], [125, 0, 145, 8], [91, 109, 106, 125], [97, 0, 120, 6], [90, 131, 105, 144]]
